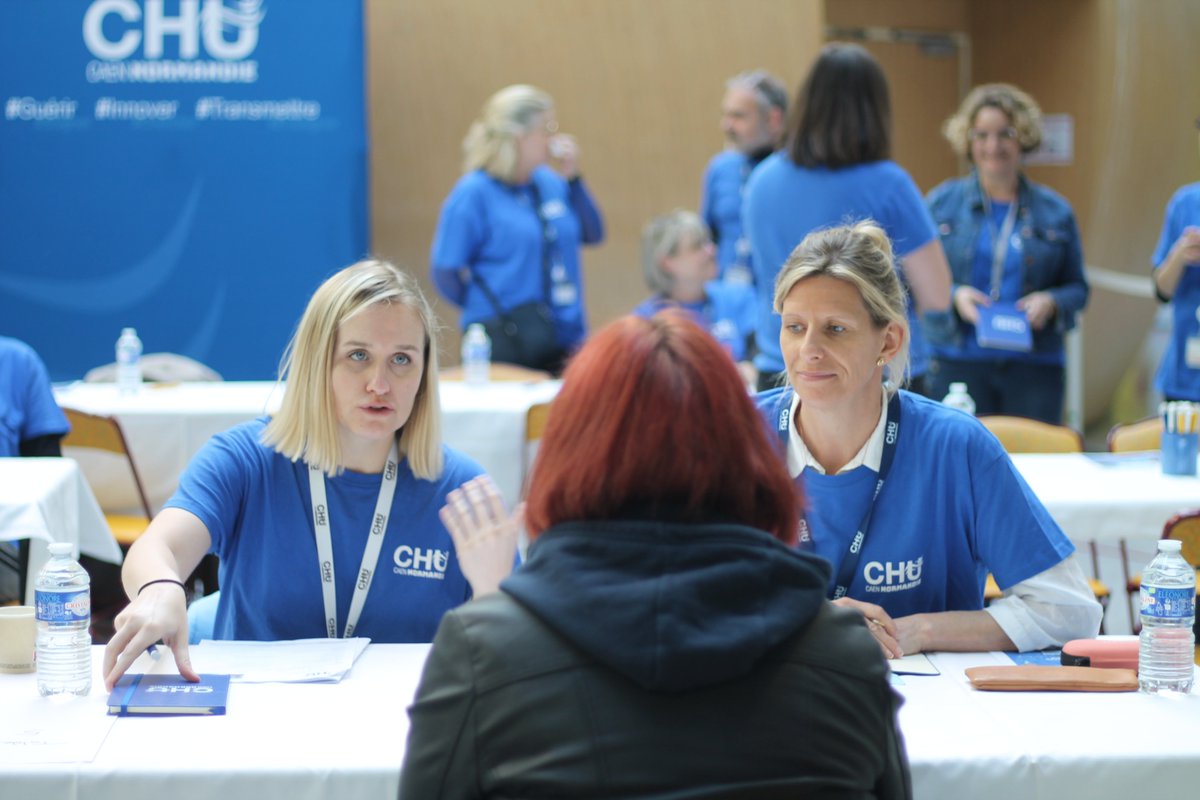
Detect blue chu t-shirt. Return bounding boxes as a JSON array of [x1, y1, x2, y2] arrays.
[[743, 156, 938, 376], [754, 389, 1073, 616], [1153, 182, 1200, 400], [166, 418, 485, 643], [430, 166, 604, 350], [0, 336, 69, 457], [632, 280, 756, 362], [701, 149, 755, 282]]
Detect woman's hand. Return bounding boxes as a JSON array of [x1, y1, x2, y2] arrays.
[[832, 597, 904, 659], [440, 476, 520, 598], [1171, 226, 1200, 265], [1017, 291, 1057, 330], [547, 133, 580, 179], [953, 285, 990, 325], [102, 581, 197, 691]]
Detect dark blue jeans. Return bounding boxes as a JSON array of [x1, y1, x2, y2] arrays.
[[928, 357, 1065, 424]]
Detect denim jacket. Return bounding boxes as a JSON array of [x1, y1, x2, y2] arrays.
[[925, 172, 1088, 355]]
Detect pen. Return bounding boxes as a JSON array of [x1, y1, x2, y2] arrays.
[[146, 644, 160, 659]]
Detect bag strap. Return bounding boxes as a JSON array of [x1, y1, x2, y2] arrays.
[[468, 179, 556, 317]]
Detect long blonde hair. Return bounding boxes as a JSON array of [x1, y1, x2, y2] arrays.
[[261, 259, 443, 478]]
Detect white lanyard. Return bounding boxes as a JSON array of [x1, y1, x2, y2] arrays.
[[307, 441, 400, 638], [982, 189, 1018, 301]]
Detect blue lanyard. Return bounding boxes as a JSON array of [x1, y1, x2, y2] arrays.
[[773, 389, 903, 599]]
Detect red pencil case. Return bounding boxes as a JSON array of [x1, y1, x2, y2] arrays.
[[1060, 639, 1139, 672]]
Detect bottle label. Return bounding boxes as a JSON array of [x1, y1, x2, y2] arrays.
[[35, 589, 90, 623], [1140, 585, 1196, 620]]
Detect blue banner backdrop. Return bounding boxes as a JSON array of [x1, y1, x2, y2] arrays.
[[0, 0, 367, 380]]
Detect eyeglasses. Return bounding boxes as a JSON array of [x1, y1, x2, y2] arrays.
[[968, 127, 1018, 143]]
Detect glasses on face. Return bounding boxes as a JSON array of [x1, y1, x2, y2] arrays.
[[969, 127, 1018, 143]]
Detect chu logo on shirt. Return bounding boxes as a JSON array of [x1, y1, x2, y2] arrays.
[[862, 557, 922, 594], [393, 546, 449, 580]]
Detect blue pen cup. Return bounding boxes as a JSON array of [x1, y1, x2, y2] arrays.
[[1161, 431, 1199, 476]]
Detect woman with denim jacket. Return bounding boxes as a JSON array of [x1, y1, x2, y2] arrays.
[[925, 84, 1088, 423]]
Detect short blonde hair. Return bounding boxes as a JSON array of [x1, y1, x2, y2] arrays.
[[640, 209, 711, 294], [943, 83, 1042, 159], [773, 221, 910, 393], [462, 84, 554, 182], [261, 259, 443, 479]]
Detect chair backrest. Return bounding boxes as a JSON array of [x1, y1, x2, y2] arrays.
[[1107, 416, 1162, 453], [1162, 509, 1200, 568], [978, 415, 1083, 454], [61, 407, 154, 519]]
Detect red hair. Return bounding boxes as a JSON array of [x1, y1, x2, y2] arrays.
[[524, 311, 801, 544]]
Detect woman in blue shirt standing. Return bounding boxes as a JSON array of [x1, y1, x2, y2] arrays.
[[1151, 114, 1200, 401], [925, 84, 1089, 422], [431, 85, 605, 373]]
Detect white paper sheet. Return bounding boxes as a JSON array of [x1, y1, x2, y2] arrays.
[[187, 637, 371, 683], [888, 652, 940, 675], [0, 692, 117, 764]]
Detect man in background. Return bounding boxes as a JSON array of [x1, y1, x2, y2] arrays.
[[700, 69, 788, 288]]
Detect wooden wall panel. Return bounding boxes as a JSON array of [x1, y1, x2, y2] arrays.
[[365, 0, 823, 360]]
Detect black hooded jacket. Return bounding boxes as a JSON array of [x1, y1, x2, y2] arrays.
[[400, 519, 911, 799]]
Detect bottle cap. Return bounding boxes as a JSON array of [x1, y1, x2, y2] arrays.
[[122, 327, 137, 336], [950, 382, 968, 393], [1157, 539, 1183, 552], [48, 542, 74, 557]]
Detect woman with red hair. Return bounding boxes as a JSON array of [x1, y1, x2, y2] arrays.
[[400, 311, 910, 799]]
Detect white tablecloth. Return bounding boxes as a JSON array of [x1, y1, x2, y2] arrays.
[[53, 379, 560, 512], [1012, 452, 1200, 632], [0, 458, 122, 603], [2, 643, 1196, 800]]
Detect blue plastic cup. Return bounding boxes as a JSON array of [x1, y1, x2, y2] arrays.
[[1161, 431, 1199, 476]]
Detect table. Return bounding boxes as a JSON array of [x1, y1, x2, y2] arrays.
[[1012, 452, 1200, 632], [53, 379, 560, 512], [2, 644, 1197, 800], [0, 458, 122, 604]]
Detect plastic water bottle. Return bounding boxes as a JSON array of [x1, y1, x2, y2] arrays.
[[462, 323, 491, 386], [941, 381, 976, 415], [35, 542, 92, 696], [1138, 539, 1195, 694], [116, 327, 143, 395]]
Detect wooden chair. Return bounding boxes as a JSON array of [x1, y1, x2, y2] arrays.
[[977, 415, 1084, 453], [61, 407, 153, 548], [1107, 416, 1162, 453], [521, 401, 552, 497], [441, 362, 552, 383], [1109, 416, 1166, 629], [977, 415, 1109, 622]]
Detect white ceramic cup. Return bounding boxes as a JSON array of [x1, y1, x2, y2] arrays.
[[0, 605, 37, 673]]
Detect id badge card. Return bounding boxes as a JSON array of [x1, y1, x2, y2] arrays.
[[1186, 335, 1200, 368], [550, 263, 577, 307]]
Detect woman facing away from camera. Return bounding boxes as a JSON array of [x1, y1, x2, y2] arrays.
[[400, 311, 910, 800], [755, 221, 1101, 659], [431, 84, 605, 373], [102, 260, 516, 690], [743, 42, 953, 394]]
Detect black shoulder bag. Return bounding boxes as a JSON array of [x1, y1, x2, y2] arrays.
[[470, 183, 567, 372]]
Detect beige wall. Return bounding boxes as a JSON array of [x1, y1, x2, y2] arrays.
[[367, 0, 1200, 425], [366, 0, 823, 360]]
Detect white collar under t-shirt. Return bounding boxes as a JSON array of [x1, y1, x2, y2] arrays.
[[786, 386, 890, 477]]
